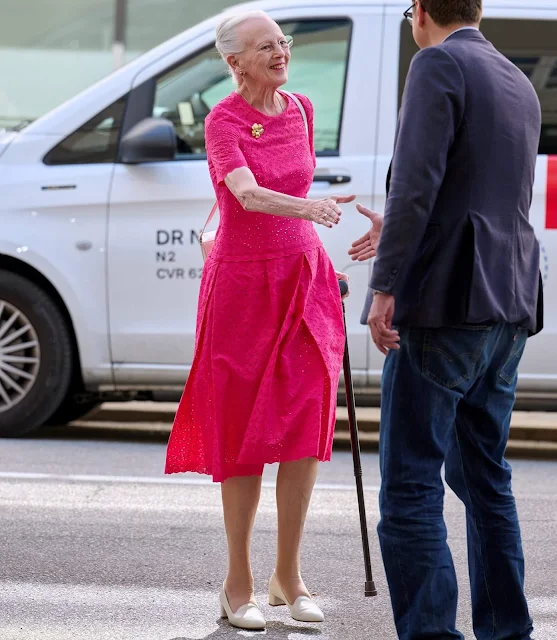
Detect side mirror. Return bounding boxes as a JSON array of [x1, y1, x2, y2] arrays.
[[120, 117, 176, 164]]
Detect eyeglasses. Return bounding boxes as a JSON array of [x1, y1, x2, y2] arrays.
[[403, 3, 416, 24], [257, 35, 293, 53]]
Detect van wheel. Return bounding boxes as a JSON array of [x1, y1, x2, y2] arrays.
[[0, 271, 73, 437], [46, 394, 100, 425]]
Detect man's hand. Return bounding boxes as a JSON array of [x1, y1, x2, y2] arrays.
[[368, 293, 400, 355], [348, 204, 383, 261]]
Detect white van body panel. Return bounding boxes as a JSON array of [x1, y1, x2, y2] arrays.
[[0, 0, 555, 406]]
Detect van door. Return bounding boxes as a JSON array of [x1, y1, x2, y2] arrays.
[[376, 4, 557, 396], [106, 7, 383, 387]]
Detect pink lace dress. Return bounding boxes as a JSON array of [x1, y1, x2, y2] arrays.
[[165, 91, 345, 482]]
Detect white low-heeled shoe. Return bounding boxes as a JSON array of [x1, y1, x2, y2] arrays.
[[268, 574, 324, 623], [219, 583, 266, 630]]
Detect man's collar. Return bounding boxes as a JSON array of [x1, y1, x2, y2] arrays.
[[442, 26, 480, 43]]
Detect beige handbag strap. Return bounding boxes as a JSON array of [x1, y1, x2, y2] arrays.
[[201, 201, 218, 238], [281, 90, 309, 138], [202, 92, 309, 232]]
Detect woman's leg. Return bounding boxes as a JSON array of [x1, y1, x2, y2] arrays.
[[275, 457, 319, 603], [221, 474, 263, 613]]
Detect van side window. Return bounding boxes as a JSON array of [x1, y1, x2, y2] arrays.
[[398, 18, 557, 155], [43, 97, 127, 165], [152, 19, 351, 158]]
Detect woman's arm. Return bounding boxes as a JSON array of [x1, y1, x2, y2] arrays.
[[224, 166, 354, 229]]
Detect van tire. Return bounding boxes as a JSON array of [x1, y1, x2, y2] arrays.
[[45, 395, 100, 425], [0, 270, 73, 437]]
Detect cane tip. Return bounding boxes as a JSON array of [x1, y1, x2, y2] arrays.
[[365, 580, 378, 597]]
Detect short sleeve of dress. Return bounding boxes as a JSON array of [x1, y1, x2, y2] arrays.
[[205, 110, 249, 184], [294, 94, 316, 169]]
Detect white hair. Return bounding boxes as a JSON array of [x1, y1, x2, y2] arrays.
[[215, 10, 272, 83]]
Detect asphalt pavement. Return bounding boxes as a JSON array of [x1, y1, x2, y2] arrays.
[[1, 429, 557, 640]]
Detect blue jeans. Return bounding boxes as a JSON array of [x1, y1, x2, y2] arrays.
[[378, 323, 533, 640]]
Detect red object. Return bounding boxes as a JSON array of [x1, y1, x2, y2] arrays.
[[547, 156, 557, 229], [165, 93, 345, 482]]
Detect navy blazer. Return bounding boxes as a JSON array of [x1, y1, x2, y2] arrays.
[[362, 29, 543, 335]]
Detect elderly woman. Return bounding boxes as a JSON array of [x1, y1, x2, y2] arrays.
[[165, 10, 353, 630]]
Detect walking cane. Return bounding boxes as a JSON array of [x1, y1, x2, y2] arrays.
[[339, 279, 377, 597]]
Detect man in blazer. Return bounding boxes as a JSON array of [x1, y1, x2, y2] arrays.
[[349, 1, 542, 638]]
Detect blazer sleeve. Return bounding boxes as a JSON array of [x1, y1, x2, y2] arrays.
[[370, 46, 465, 295]]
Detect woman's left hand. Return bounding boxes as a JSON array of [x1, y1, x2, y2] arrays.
[[335, 271, 350, 299]]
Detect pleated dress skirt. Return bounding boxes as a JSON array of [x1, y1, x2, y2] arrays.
[[165, 245, 345, 483]]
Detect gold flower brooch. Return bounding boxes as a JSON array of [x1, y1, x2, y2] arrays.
[[251, 123, 264, 139]]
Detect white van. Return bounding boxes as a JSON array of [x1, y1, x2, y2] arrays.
[[1, 0, 556, 436]]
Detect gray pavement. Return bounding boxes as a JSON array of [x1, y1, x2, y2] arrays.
[[1, 431, 557, 639]]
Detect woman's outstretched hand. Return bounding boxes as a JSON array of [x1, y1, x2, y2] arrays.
[[304, 195, 356, 228], [348, 204, 383, 261]]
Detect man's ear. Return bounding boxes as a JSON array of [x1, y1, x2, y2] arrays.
[[416, 0, 428, 28]]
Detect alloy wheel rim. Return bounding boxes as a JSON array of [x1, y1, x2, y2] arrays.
[[0, 300, 40, 413]]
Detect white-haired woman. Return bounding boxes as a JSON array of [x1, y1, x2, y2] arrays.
[[166, 10, 353, 630]]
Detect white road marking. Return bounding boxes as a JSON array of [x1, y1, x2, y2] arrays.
[[0, 471, 381, 492]]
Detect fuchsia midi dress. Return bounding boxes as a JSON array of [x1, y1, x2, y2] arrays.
[[165, 91, 345, 482]]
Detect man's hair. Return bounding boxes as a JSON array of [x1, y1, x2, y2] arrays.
[[420, 0, 482, 26]]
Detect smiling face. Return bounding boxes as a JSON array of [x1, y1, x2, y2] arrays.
[[230, 16, 291, 89]]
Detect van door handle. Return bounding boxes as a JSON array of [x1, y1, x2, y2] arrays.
[[312, 174, 351, 185], [41, 185, 77, 191]]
